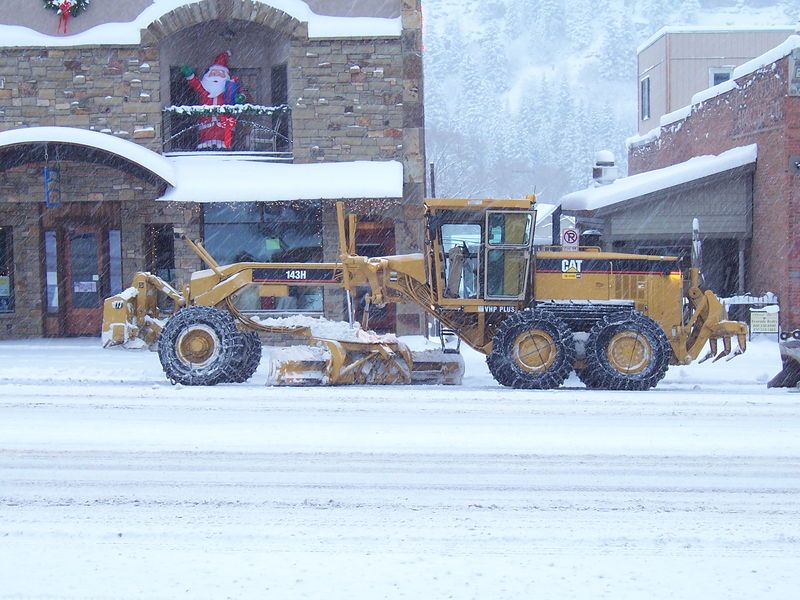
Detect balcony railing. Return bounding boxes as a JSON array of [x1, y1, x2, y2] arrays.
[[161, 104, 292, 157]]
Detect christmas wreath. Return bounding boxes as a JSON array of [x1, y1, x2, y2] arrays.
[[44, 0, 90, 15], [44, 0, 91, 33], [163, 104, 291, 117]]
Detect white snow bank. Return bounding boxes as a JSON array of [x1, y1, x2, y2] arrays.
[[690, 78, 739, 108], [561, 144, 757, 212], [721, 292, 779, 308], [0, 0, 401, 47], [115, 287, 139, 302], [0, 126, 176, 185], [159, 158, 403, 203], [252, 314, 399, 344], [626, 125, 662, 149], [731, 34, 800, 81]]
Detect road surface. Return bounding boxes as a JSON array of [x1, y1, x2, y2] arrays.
[[0, 339, 798, 599]]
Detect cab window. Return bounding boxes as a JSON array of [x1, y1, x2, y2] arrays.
[[485, 211, 534, 299], [441, 223, 480, 299]]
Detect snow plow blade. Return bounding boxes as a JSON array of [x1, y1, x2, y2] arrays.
[[266, 341, 464, 386], [768, 338, 800, 388]]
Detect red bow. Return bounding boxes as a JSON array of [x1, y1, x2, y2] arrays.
[[220, 115, 238, 148], [57, 1, 72, 34]]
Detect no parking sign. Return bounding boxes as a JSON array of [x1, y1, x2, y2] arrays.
[[561, 227, 579, 250]]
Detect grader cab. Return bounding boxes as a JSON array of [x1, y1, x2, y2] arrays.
[[103, 196, 747, 390]]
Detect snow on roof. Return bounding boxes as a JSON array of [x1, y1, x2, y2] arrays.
[[0, 126, 176, 185], [0, 0, 401, 47], [158, 157, 403, 203], [629, 35, 800, 148], [534, 202, 559, 223], [560, 144, 757, 212], [727, 34, 800, 81], [637, 25, 794, 54]]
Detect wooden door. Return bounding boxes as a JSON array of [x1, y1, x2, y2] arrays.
[[63, 226, 106, 336]]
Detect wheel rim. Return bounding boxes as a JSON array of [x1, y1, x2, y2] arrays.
[[607, 330, 652, 375], [176, 324, 221, 369], [513, 329, 557, 374]]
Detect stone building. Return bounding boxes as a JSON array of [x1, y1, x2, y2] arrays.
[[0, 0, 425, 338], [565, 34, 800, 330]]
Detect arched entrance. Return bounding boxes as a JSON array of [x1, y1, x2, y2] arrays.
[[0, 127, 174, 336]]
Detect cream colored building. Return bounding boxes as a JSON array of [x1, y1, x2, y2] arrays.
[[637, 26, 793, 134]]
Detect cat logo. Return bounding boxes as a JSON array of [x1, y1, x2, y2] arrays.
[[561, 258, 583, 279]]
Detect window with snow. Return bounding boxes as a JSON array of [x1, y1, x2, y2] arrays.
[[709, 67, 734, 88]]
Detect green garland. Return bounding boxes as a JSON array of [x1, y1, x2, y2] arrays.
[[44, 0, 91, 17], [163, 104, 290, 117]]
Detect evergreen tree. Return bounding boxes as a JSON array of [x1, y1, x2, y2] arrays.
[[599, 10, 637, 81], [679, 0, 702, 22], [780, 0, 800, 22], [566, 0, 594, 51], [502, 0, 523, 40], [538, 0, 566, 43]]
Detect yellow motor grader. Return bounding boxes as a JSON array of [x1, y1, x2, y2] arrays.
[[103, 196, 747, 390]]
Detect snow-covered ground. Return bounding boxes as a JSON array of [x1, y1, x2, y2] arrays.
[[1, 337, 798, 599]]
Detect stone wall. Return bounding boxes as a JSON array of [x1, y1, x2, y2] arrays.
[[290, 36, 405, 164], [628, 55, 800, 328], [0, 46, 162, 146]]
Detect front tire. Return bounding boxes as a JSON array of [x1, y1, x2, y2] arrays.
[[158, 306, 244, 386], [582, 311, 671, 390], [487, 309, 575, 389], [226, 331, 262, 383]]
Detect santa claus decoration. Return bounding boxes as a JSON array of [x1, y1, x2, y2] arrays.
[[181, 52, 246, 150]]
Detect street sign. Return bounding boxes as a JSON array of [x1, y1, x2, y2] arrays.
[[750, 308, 779, 334], [561, 227, 579, 250]]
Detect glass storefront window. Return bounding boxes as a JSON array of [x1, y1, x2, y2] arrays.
[[45, 230, 58, 313], [204, 202, 323, 313], [0, 227, 13, 313], [109, 230, 123, 296]]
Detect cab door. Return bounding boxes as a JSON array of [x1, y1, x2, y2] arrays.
[[484, 210, 536, 301]]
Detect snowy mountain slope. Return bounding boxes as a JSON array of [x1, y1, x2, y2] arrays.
[[422, 0, 799, 202]]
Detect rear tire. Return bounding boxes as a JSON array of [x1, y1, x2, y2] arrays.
[[582, 311, 671, 390], [487, 309, 575, 389], [158, 306, 244, 386]]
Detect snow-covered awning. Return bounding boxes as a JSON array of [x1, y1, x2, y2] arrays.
[[158, 157, 403, 203], [0, 126, 176, 186], [0, 0, 401, 48], [561, 145, 757, 212]]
